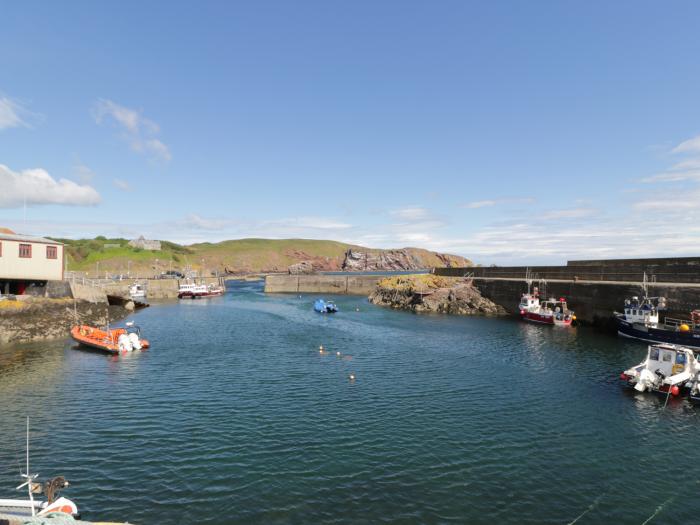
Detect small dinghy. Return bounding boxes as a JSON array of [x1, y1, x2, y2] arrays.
[[70, 321, 150, 354], [620, 343, 700, 398], [314, 299, 338, 313], [0, 420, 79, 520]]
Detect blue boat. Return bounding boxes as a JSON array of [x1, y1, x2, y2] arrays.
[[314, 299, 338, 313]]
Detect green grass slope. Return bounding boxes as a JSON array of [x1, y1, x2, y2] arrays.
[[55, 237, 471, 277]]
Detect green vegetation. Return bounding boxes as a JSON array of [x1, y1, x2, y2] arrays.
[[377, 274, 451, 292], [52, 236, 470, 276], [51, 237, 193, 274]]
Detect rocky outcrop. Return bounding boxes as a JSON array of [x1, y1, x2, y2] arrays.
[[369, 275, 506, 316], [342, 248, 472, 272], [0, 297, 129, 345], [288, 261, 316, 275]]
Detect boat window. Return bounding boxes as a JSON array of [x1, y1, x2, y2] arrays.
[[676, 353, 687, 365], [649, 348, 659, 360], [662, 352, 672, 362]]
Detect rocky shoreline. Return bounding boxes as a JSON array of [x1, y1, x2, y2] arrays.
[[0, 297, 130, 346], [369, 275, 506, 316]]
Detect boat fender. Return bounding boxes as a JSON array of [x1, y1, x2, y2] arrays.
[[128, 332, 142, 350], [118, 333, 133, 352]]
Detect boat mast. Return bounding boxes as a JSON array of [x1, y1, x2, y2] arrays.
[[16, 417, 38, 516]]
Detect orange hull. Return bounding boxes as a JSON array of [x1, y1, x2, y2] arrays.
[[70, 325, 150, 353]]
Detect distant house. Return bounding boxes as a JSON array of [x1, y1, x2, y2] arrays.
[[128, 236, 161, 251], [0, 229, 64, 294]]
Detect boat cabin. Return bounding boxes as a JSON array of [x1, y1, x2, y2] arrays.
[[622, 296, 660, 326], [622, 343, 699, 393]]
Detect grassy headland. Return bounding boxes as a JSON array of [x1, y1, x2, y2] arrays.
[[53, 237, 471, 277]]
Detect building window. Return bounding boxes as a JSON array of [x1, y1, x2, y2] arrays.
[[46, 245, 57, 259], [19, 244, 32, 258]]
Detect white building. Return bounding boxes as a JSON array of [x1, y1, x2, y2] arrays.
[[0, 230, 64, 295], [128, 235, 161, 251]]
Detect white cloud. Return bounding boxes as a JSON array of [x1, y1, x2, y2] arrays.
[[540, 208, 598, 220], [0, 97, 28, 130], [113, 178, 132, 192], [184, 214, 229, 230], [464, 200, 496, 209], [0, 164, 100, 208], [671, 134, 700, 154], [73, 162, 96, 183], [390, 207, 431, 221], [93, 99, 171, 162], [462, 197, 536, 209]]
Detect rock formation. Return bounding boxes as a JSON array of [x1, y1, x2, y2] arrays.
[[288, 261, 316, 274], [369, 275, 506, 316]]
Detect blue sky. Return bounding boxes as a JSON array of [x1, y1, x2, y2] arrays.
[[2, 1, 700, 264]]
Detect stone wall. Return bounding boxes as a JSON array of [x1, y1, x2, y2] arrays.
[[264, 274, 384, 295], [471, 278, 700, 327]]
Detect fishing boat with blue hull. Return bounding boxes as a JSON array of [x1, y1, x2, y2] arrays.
[[314, 299, 338, 313], [614, 295, 700, 349]]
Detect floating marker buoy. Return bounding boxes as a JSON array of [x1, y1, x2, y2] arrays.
[[355, 308, 359, 312], [349, 373, 356, 381], [336, 351, 341, 356]]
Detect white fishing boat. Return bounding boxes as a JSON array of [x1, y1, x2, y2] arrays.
[[178, 281, 225, 299], [0, 420, 79, 519], [129, 282, 147, 300], [518, 284, 575, 326], [619, 343, 700, 398]]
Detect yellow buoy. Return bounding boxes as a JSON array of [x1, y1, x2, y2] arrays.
[[680, 324, 690, 332], [572, 315, 577, 321]]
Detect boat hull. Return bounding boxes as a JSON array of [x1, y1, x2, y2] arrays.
[[615, 316, 700, 349], [70, 325, 149, 353], [520, 312, 572, 326]]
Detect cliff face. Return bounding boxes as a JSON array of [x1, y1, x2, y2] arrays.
[[369, 275, 505, 316], [341, 248, 471, 272]]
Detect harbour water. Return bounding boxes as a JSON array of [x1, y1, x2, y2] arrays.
[[1, 281, 699, 524]]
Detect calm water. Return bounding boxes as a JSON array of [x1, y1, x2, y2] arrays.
[[1, 281, 699, 524]]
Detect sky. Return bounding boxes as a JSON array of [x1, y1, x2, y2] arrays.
[[2, 1, 700, 265]]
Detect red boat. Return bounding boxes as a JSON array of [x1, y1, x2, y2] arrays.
[[519, 288, 575, 326]]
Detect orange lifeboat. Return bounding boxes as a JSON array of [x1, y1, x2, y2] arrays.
[[70, 323, 150, 353]]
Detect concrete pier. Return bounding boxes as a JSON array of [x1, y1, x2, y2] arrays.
[[435, 257, 700, 325], [470, 277, 700, 325], [264, 274, 384, 295]]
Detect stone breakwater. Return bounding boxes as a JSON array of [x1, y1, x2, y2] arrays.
[[368, 275, 506, 316], [0, 297, 129, 345]]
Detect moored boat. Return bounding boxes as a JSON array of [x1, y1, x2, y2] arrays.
[[0, 420, 79, 520], [314, 299, 338, 313], [70, 321, 150, 353], [614, 295, 700, 349], [177, 281, 225, 299], [129, 282, 147, 300], [619, 343, 699, 398], [518, 286, 574, 326]]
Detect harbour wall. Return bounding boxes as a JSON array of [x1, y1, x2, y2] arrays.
[[264, 274, 384, 295], [434, 257, 700, 283], [470, 278, 700, 326]]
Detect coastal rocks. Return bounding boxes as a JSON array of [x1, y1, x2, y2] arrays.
[[0, 297, 129, 345], [342, 248, 471, 272], [342, 249, 423, 271], [288, 261, 316, 275], [369, 275, 506, 316]]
